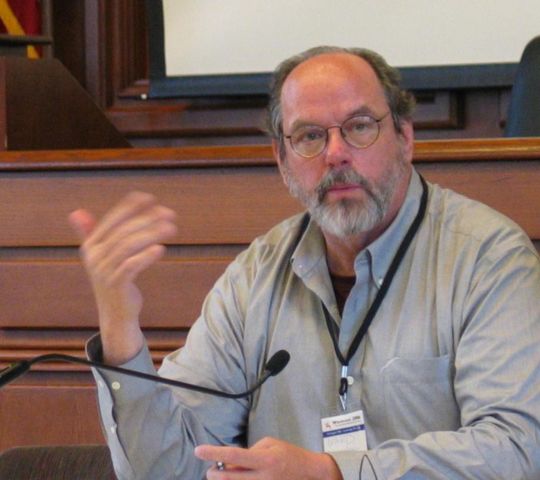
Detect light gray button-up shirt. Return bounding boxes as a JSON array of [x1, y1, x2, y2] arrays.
[[89, 171, 540, 479]]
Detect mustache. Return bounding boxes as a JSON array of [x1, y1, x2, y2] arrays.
[[316, 169, 376, 203]]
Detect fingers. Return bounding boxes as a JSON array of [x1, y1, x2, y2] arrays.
[[77, 192, 177, 287], [195, 439, 341, 480], [86, 192, 164, 246], [69, 209, 96, 240], [100, 244, 167, 286], [195, 445, 262, 472], [87, 213, 175, 286]]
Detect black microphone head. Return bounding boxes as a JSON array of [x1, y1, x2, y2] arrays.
[[264, 350, 290, 377]]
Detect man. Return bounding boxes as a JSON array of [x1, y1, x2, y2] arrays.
[[70, 46, 540, 479]]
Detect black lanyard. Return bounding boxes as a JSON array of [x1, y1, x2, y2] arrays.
[[322, 175, 429, 409]]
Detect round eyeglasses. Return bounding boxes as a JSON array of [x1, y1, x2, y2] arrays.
[[284, 112, 390, 158]]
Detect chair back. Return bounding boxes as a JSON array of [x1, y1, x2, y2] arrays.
[[505, 35, 540, 136], [0, 444, 116, 480]]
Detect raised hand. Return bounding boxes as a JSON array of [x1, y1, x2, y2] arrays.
[[69, 192, 177, 364]]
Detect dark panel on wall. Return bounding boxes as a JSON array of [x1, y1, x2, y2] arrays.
[[47, 0, 512, 147]]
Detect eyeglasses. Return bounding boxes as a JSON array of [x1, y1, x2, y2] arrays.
[[284, 112, 390, 158]]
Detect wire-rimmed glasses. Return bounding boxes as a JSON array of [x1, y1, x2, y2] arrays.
[[284, 112, 390, 158]]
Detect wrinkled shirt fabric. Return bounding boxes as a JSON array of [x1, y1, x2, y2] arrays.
[[88, 171, 540, 480]]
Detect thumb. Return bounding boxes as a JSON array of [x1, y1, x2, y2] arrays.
[[68, 209, 96, 241]]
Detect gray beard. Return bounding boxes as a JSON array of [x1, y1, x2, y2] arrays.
[[284, 164, 403, 238]]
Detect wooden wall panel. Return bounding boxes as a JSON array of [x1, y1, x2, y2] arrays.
[[0, 257, 231, 329], [0, 139, 538, 451], [0, 329, 187, 367], [0, 142, 538, 246], [0, 167, 298, 247], [0, 386, 104, 446], [418, 160, 539, 238], [0, 162, 537, 244]]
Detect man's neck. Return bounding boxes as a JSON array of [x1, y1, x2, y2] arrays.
[[324, 228, 381, 276]]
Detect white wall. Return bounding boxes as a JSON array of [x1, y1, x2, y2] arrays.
[[162, 0, 540, 76]]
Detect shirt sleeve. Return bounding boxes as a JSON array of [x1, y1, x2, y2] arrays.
[[85, 253, 254, 480], [330, 450, 381, 479], [337, 234, 540, 479]]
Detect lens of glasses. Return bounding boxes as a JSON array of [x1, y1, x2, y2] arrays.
[[342, 115, 379, 148], [289, 115, 381, 158], [289, 126, 327, 158]]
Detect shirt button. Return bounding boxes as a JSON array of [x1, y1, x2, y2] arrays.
[[111, 381, 121, 391], [347, 376, 354, 386], [377, 277, 384, 286], [110, 425, 117, 435]]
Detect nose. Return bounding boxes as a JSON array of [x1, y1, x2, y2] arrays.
[[324, 126, 352, 167]]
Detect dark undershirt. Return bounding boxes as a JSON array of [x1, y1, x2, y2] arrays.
[[330, 273, 356, 316]]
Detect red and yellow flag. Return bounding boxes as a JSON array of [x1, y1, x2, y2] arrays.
[[0, 0, 41, 58]]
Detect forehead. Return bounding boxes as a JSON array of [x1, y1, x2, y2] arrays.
[[280, 53, 388, 127]]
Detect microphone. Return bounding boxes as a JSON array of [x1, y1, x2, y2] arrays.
[[0, 350, 290, 399]]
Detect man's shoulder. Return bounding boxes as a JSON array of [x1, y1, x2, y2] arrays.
[[256, 212, 309, 245], [232, 212, 309, 268]]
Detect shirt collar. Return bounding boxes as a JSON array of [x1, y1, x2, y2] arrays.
[[291, 214, 327, 279]]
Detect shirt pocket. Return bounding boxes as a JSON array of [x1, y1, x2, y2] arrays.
[[381, 355, 460, 439]]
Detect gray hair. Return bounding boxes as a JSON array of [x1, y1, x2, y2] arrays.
[[266, 46, 416, 157]]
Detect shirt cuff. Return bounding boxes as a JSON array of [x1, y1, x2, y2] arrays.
[[86, 332, 158, 406]]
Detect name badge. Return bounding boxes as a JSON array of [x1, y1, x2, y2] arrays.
[[321, 409, 367, 453]]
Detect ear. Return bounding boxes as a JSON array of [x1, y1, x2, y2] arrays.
[[398, 119, 415, 165], [272, 139, 289, 187]]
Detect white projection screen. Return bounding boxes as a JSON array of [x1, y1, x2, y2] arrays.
[[145, 0, 540, 98]]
